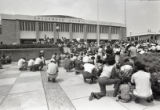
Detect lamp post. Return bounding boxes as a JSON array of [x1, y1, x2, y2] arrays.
[[96, 0, 100, 47], [56, 25, 60, 42]]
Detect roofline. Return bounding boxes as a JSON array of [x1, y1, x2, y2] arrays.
[[127, 33, 160, 37], [0, 14, 125, 27]]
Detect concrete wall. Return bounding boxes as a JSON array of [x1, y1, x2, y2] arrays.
[[72, 32, 84, 39], [100, 33, 109, 40], [59, 32, 70, 39], [0, 20, 19, 44], [39, 31, 54, 39], [0, 48, 60, 61], [111, 34, 120, 40], [20, 31, 36, 39], [87, 33, 96, 39]]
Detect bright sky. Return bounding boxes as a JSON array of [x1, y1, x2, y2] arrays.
[[0, 0, 160, 36]]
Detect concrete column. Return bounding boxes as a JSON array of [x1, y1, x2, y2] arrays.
[[119, 27, 123, 40], [108, 26, 111, 40], [15, 20, 20, 44], [83, 24, 87, 41], [53, 23, 57, 43], [35, 22, 39, 42], [69, 23, 73, 40]]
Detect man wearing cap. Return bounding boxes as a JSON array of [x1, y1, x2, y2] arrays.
[[47, 59, 58, 82]]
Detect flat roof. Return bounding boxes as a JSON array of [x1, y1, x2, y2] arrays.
[[0, 14, 125, 27], [127, 32, 160, 37]]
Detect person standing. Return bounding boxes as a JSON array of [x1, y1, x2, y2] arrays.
[[128, 43, 137, 62]]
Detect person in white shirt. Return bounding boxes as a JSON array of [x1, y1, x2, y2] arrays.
[[28, 58, 35, 71], [34, 56, 43, 71], [89, 56, 121, 101], [131, 61, 153, 103], [113, 44, 121, 63], [18, 58, 27, 71], [82, 59, 97, 83], [156, 44, 160, 52], [47, 59, 58, 82], [82, 53, 90, 64]]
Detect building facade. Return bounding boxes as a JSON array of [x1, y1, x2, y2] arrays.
[[0, 14, 126, 44], [127, 33, 160, 43]]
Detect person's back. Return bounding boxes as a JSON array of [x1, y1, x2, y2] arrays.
[[28, 59, 34, 67], [100, 64, 113, 78], [128, 46, 137, 58], [131, 70, 152, 98], [84, 63, 95, 74], [47, 60, 58, 82], [47, 62, 58, 75], [18, 58, 25, 68], [118, 83, 131, 103], [35, 57, 42, 65]]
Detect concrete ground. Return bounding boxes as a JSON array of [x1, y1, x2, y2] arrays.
[[0, 63, 160, 110]]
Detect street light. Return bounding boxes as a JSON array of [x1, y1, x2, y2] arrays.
[[56, 25, 60, 41], [97, 0, 100, 47]]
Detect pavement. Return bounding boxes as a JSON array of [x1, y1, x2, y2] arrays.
[[0, 62, 160, 110]]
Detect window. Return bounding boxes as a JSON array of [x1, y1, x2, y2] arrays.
[[19, 21, 35, 31], [87, 25, 96, 33]]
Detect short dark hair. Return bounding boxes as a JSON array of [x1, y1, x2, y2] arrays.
[[134, 61, 146, 71], [105, 56, 115, 65]]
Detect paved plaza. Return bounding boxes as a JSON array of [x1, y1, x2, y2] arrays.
[[0, 62, 160, 110]]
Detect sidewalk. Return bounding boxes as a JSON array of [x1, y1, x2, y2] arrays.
[[0, 63, 160, 110]]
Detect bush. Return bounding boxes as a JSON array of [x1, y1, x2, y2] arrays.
[[120, 53, 160, 73]]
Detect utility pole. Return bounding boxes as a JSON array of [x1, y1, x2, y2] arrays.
[[97, 0, 100, 47], [124, 0, 127, 37]]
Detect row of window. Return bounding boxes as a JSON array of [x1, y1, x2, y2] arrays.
[[19, 21, 35, 31], [19, 20, 121, 34]]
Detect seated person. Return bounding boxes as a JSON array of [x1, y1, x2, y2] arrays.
[[47, 59, 58, 82], [28, 58, 35, 71], [34, 56, 43, 71], [18, 58, 27, 71], [5, 56, 12, 64], [151, 72, 160, 100], [82, 59, 97, 83], [64, 55, 73, 72], [131, 61, 153, 103], [74, 56, 83, 74], [116, 79, 131, 103], [0, 58, 3, 69]]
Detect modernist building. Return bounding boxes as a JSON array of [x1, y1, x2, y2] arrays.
[[127, 32, 160, 43], [0, 14, 126, 44]]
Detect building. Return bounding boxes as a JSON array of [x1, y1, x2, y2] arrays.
[[127, 32, 160, 43], [0, 14, 126, 44]]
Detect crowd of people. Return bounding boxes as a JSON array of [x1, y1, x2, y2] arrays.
[[13, 39, 160, 104], [58, 40, 160, 103]]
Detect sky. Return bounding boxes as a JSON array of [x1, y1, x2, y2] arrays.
[[0, 0, 160, 36]]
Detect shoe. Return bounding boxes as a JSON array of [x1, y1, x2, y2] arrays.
[[89, 92, 95, 101], [147, 97, 153, 103], [52, 79, 56, 82], [135, 98, 140, 103]]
